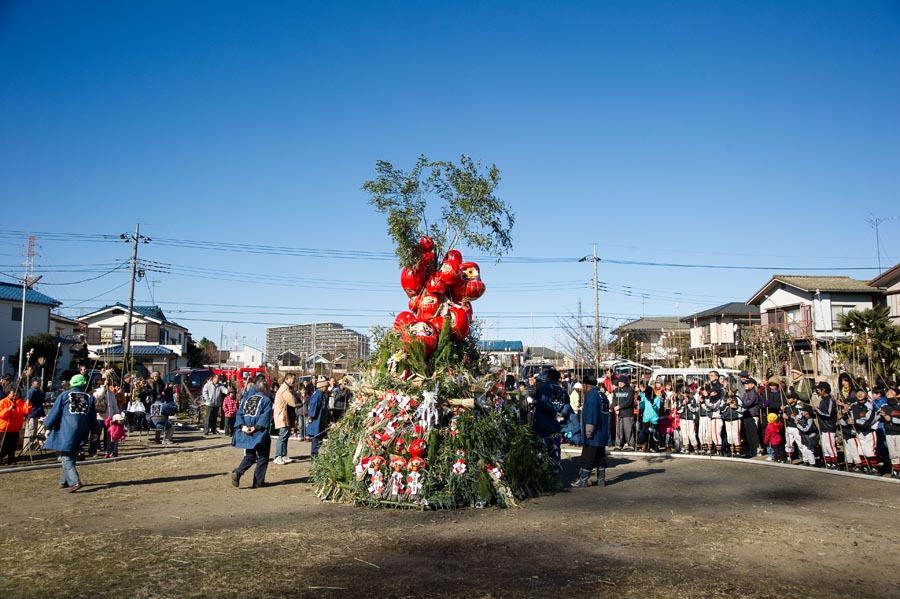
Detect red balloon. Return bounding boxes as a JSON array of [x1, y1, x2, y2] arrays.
[[400, 267, 426, 298], [393, 311, 416, 332], [409, 438, 427, 458], [416, 293, 442, 321]]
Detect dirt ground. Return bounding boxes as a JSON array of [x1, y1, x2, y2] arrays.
[[1, 436, 898, 599]]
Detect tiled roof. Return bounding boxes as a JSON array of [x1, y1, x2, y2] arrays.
[[93, 345, 174, 356], [478, 340, 524, 352], [682, 302, 760, 322], [748, 275, 879, 305], [613, 317, 689, 333], [0, 281, 61, 306], [772, 275, 877, 293], [870, 262, 900, 288], [92, 303, 169, 323]]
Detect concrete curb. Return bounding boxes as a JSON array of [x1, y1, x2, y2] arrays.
[[561, 447, 900, 485], [0, 442, 231, 475]]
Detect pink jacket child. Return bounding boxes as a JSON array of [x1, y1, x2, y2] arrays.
[[104, 413, 127, 458]]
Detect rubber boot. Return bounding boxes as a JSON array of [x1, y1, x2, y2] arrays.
[[595, 467, 606, 487], [570, 468, 591, 488]]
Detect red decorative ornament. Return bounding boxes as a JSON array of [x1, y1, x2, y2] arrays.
[[425, 272, 447, 295], [401, 267, 426, 298], [403, 319, 439, 356], [419, 236, 435, 252], [395, 437, 407, 454], [415, 293, 442, 321], [446, 304, 470, 340], [393, 311, 416, 332], [409, 438, 427, 458], [453, 261, 485, 302], [431, 315, 446, 335], [443, 249, 462, 265], [408, 295, 422, 313], [438, 260, 461, 285], [418, 251, 436, 273]]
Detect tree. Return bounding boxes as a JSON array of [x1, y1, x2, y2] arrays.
[[10, 332, 59, 376], [612, 332, 641, 363], [836, 306, 900, 382], [363, 154, 515, 267], [185, 339, 205, 368]]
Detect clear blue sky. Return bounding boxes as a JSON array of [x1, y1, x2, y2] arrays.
[[2, 1, 899, 352]]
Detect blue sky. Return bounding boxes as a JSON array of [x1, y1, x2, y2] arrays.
[[2, 1, 899, 352]]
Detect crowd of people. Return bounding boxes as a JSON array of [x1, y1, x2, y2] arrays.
[[514, 367, 900, 484], [4, 361, 899, 493]]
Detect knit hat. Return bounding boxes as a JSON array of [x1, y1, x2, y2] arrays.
[[767, 376, 781, 386], [70, 374, 87, 388], [112, 413, 126, 423], [766, 413, 778, 423]]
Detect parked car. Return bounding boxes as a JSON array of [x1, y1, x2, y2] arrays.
[[163, 368, 216, 396]]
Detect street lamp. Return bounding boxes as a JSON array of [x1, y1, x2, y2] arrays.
[[18, 274, 43, 377]]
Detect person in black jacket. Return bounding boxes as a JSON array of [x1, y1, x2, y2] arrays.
[[740, 378, 762, 457], [813, 381, 839, 470], [880, 386, 900, 478], [612, 376, 636, 450]]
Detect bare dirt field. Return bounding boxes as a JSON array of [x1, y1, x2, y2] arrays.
[[1, 438, 898, 599]]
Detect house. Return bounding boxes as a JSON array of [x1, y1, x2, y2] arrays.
[[746, 275, 885, 375], [681, 302, 760, 368], [49, 313, 86, 376], [78, 303, 191, 376], [229, 344, 264, 367], [523, 345, 572, 370], [0, 281, 61, 376], [870, 262, 900, 325], [611, 317, 690, 364], [478, 340, 524, 369]]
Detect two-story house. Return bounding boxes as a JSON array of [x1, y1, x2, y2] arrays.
[[869, 262, 900, 326], [611, 317, 690, 365], [0, 281, 61, 376], [746, 275, 884, 376], [681, 302, 761, 368], [78, 303, 191, 376]]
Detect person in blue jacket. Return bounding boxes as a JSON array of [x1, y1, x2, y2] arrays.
[[572, 375, 611, 487], [533, 368, 572, 469], [43, 374, 96, 492], [306, 378, 329, 458], [231, 375, 274, 488]]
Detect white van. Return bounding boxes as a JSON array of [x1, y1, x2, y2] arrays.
[[645, 368, 742, 391]]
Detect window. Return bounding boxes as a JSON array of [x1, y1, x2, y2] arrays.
[[131, 323, 146, 341], [831, 304, 855, 327], [12, 306, 22, 321]]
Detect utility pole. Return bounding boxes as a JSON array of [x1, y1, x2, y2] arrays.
[[121, 225, 151, 375], [579, 244, 601, 375], [17, 236, 41, 377]]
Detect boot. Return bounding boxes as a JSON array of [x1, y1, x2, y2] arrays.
[[570, 468, 591, 488], [595, 467, 606, 487]]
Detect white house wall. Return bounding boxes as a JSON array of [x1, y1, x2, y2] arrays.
[[1, 300, 51, 370]]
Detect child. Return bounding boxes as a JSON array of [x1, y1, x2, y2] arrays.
[[659, 407, 675, 452], [763, 412, 785, 463], [222, 386, 238, 436], [104, 412, 127, 458]]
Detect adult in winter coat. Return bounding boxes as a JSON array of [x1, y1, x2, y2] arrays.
[[0, 390, 30, 465], [273, 374, 297, 465], [571, 375, 611, 487], [879, 386, 900, 478], [533, 368, 572, 466], [740, 378, 761, 457], [201, 374, 225, 435], [306, 378, 329, 457], [231, 375, 274, 488], [23, 378, 45, 452], [43, 374, 96, 492], [813, 381, 839, 469], [612, 376, 636, 450], [637, 391, 660, 452]]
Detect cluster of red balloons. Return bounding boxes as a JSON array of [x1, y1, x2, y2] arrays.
[[393, 237, 485, 356]]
